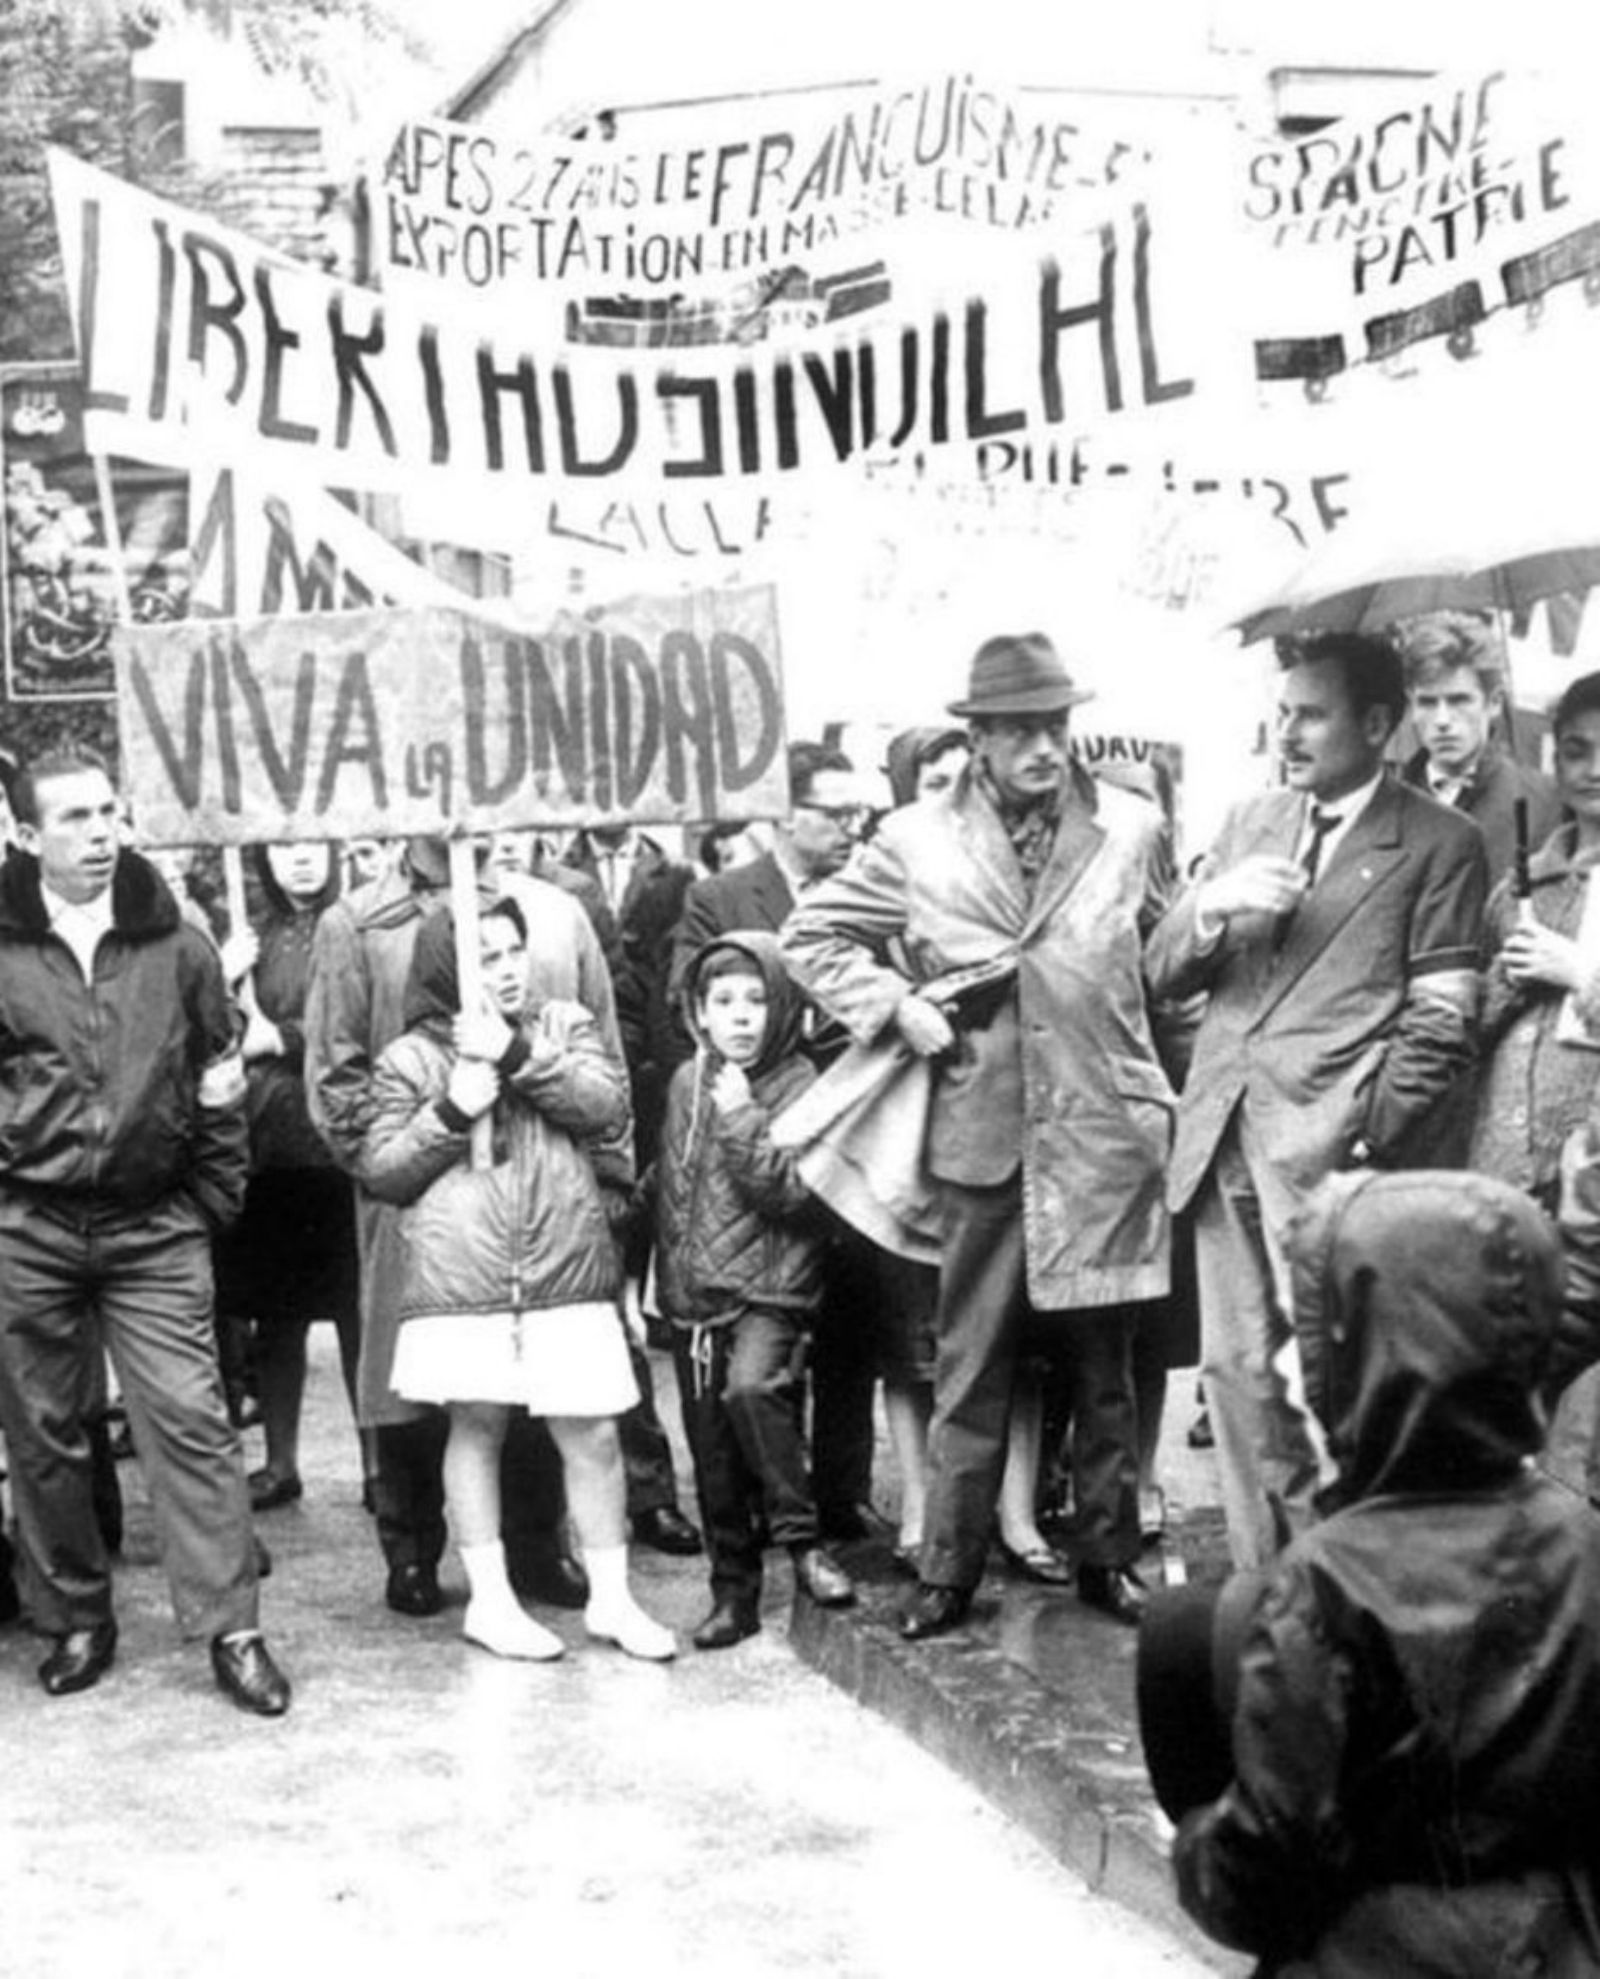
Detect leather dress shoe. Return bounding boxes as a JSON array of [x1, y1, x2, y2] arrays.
[[692, 1599, 761, 1651], [508, 1544, 590, 1610], [1076, 1562, 1148, 1627], [211, 1631, 291, 1716], [791, 1545, 856, 1608], [39, 1621, 118, 1696], [631, 1505, 703, 1556], [997, 1538, 1075, 1585], [898, 1583, 972, 1641], [385, 1562, 444, 1617], [248, 1469, 304, 1513]]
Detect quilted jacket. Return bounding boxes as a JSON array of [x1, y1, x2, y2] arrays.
[[359, 906, 628, 1323], [653, 931, 823, 1328]]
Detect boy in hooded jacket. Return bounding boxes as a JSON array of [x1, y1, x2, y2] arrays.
[[1173, 1169, 1600, 1976], [652, 933, 857, 1649]]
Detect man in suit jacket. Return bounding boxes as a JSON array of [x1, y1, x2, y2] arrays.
[[1147, 631, 1487, 1569], [669, 744, 863, 1023], [668, 742, 884, 1541], [564, 826, 689, 1161]]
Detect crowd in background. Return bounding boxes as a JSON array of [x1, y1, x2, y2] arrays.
[[4, 607, 1600, 1725]]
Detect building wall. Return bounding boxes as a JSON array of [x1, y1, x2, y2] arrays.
[[0, 0, 134, 366]]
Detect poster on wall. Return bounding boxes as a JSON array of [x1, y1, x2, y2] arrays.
[[0, 362, 187, 703]]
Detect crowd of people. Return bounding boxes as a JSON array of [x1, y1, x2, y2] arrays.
[[2, 608, 1600, 1769]]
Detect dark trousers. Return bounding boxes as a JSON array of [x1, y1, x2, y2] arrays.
[[674, 1311, 816, 1605], [373, 1409, 565, 1574], [1036, 1312, 1141, 1567], [810, 1225, 879, 1521], [920, 1178, 1139, 1591], [0, 1191, 259, 1639], [619, 1338, 683, 1517]]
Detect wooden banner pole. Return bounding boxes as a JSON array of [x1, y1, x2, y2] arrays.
[[449, 835, 492, 1172]]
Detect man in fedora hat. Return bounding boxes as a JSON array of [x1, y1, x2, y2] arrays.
[[784, 633, 1175, 1637]]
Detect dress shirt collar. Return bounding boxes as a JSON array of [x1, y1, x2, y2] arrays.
[[1298, 767, 1385, 871]]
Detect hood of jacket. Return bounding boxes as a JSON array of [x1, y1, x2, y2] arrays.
[[1290, 1169, 1563, 1505], [401, 895, 528, 1034], [249, 842, 341, 921], [680, 928, 805, 1078], [0, 844, 178, 942]]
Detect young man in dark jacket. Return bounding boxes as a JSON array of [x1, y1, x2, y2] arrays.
[[654, 932, 856, 1649], [1174, 1169, 1600, 1973], [0, 747, 288, 1714]]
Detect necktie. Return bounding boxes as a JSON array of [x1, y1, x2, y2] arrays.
[[1301, 806, 1342, 887]]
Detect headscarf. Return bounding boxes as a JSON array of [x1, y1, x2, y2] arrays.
[[401, 896, 527, 1034]]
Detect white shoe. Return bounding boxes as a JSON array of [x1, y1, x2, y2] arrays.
[[463, 1598, 565, 1662], [585, 1600, 676, 1662]]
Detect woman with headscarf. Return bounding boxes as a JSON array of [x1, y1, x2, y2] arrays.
[[361, 898, 673, 1663]]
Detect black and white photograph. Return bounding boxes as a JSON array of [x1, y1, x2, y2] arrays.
[[6, 2, 1600, 1972]]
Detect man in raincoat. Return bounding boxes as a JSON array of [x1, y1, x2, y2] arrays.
[[783, 632, 1173, 1638]]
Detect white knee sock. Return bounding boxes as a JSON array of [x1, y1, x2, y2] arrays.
[[583, 1545, 675, 1662], [460, 1542, 564, 1661]]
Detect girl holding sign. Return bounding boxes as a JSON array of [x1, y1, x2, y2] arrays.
[[362, 896, 674, 1662]]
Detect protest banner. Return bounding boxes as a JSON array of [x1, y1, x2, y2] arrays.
[[186, 466, 482, 620], [49, 146, 1247, 511], [113, 584, 787, 845], [378, 77, 1156, 319], [1242, 68, 1600, 386]]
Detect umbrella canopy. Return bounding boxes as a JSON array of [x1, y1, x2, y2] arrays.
[[1234, 530, 1600, 646]]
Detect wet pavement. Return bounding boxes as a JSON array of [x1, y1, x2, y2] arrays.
[[0, 1335, 1229, 1977], [792, 1405, 1250, 1973]]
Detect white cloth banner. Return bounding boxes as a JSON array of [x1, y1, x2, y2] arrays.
[[49, 146, 1248, 511], [377, 76, 1160, 317], [1242, 67, 1600, 384]]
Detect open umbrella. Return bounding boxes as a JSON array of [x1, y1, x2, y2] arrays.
[[1233, 516, 1600, 646]]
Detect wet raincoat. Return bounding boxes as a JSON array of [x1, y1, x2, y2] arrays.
[[782, 761, 1173, 1310], [1174, 1170, 1600, 1976]]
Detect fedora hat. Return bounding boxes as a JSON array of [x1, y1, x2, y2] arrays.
[[947, 632, 1095, 720]]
